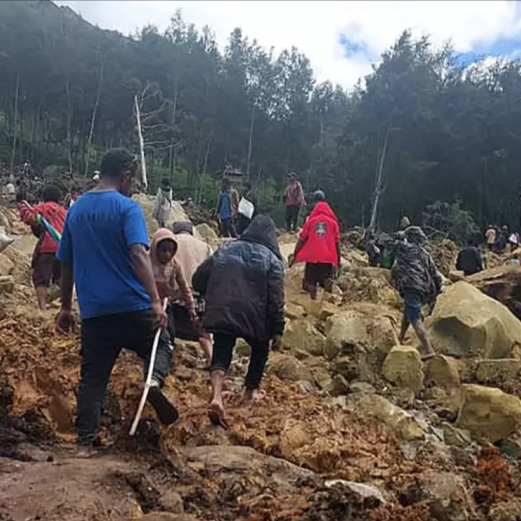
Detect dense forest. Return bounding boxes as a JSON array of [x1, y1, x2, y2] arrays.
[[1, 0, 521, 232]]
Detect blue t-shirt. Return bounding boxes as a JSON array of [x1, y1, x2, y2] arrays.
[[218, 190, 232, 220], [57, 190, 151, 320]]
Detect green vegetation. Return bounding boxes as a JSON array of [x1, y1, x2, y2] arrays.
[[1, 0, 521, 230]]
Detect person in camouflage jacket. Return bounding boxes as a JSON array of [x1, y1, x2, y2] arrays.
[[391, 226, 441, 360]]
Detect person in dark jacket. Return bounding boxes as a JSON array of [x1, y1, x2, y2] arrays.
[[391, 226, 442, 360], [193, 215, 285, 428], [456, 239, 483, 276]]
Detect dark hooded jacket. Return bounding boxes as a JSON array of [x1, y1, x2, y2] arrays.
[[391, 226, 442, 299], [192, 215, 285, 341]]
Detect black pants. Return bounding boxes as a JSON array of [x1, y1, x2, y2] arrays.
[[77, 309, 173, 446], [211, 333, 269, 389], [304, 262, 333, 291], [220, 218, 237, 238], [236, 214, 251, 236], [285, 205, 300, 232]]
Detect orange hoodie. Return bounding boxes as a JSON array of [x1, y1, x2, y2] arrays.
[[295, 202, 340, 266], [150, 228, 195, 314]]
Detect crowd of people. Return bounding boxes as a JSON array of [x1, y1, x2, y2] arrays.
[[8, 148, 510, 454]]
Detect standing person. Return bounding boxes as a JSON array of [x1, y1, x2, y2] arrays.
[[456, 238, 484, 276], [391, 226, 441, 361], [172, 221, 214, 367], [485, 225, 497, 252], [236, 182, 257, 235], [289, 201, 341, 300], [55, 148, 178, 456], [193, 215, 285, 428], [153, 178, 173, 228], [283, 172, 305, 232], [364, 230, 381, 268], [5, 180, 15, 203], [19, 185, 67, 310], [216, 178, 238, 238]]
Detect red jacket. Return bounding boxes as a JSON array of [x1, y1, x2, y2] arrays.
[[295, 202, 340, 266], [19, 202, 67, 254]]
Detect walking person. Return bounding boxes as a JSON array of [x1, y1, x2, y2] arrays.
[[153, 178, 173, 228], [289, 201, 341, 300], [56, 148, 178, 456], [171, 221, 214, 367], [283, 172, 305, 232], [19, 185, 67, 310], [456, 238, 484, 276], [392, 226, 441, 361], [216, 178, 238, 238], [193, 215, 285, 428]]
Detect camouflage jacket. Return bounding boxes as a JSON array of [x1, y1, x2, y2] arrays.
[[391, 240, 442, 299]]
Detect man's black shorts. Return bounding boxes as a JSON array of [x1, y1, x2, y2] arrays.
[[304, 262, 333, 288]]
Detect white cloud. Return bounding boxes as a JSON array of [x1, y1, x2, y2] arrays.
[[56, 1, 521, 88]]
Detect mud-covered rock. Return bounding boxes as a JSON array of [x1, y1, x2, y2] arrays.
[[0, 275, 14, 294], [267, 354, 312, 383], [456, 384, 521, 442], [425, 355, 461, 389], [429, 282, 521, 359], [195, 223, 217, 242], [324, 310, 370, 360], [325, 374, 350, 397], [281, 319, 326, 356], [476, 359, 521, 386], [0, 252, 14, 276], [442, 422, 472, 448], [424, 387, 462, 421], [349, 393, 426, 441], [382, 346, 424, 392]]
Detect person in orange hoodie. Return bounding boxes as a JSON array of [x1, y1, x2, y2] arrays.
[[19, 185, 67, 310], [289, 201, 341, 300]]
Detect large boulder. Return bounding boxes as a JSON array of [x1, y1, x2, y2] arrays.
[[456, 384, 521, 442], [281, 319, 326, 357], [324, 310, 371, 360], [425, 355, 461, 389], [349, 393, 426, 442], [429, 282, 521, 359], [267, 354, 312, 383], [382, 346, 424, 392], [195, 223, 217, 242]]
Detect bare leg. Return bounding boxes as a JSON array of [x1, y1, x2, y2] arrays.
[[411, 319, 435, 359], [399, 312, 409, 344], [309, 284, 318, 300], [208, 369, 229, 428], [35, 286, 47, 310], [199, 335, 213, 367]]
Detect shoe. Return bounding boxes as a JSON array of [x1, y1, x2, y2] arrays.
[[147, 386, 179, 426]]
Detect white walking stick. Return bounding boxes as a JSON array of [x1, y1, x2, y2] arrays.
[[130, 298, 168, 436]]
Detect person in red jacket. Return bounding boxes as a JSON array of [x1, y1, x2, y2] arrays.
[[289, 201, 341, 300], [19, 185, 67, 310]]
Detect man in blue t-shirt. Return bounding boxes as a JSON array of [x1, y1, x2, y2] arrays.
[[56, 148, 178, 455], [216, 178, 238, 238]]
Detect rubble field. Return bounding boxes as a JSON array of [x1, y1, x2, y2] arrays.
[[2, 202, 521, 521]]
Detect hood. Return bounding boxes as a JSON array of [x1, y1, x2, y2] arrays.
[[404, 226, 427, 246], [309, 201, 337, 222], [150, 228, 178, 266], [240, 215, 282, 260]]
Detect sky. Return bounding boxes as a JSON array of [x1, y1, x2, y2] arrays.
[[56, 0, 521, 89]]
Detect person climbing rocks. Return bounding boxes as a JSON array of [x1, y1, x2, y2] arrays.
[[153, 178, 173, 228], [364, 229, 381, 267], [456, 238, 483, 277], [289, 201, 341, 300], [216, 178, 239, 238], [171, 221, 214, 367], [304, 189, 326, 221], [193, 215, 285, 428], [19, 185, 67, 310], [149, 227, 197, 359], [391, 226, 441, 361], [236, 182, 257, 235], [283, 172, 305, 232], [55, 148, 177, 457]]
